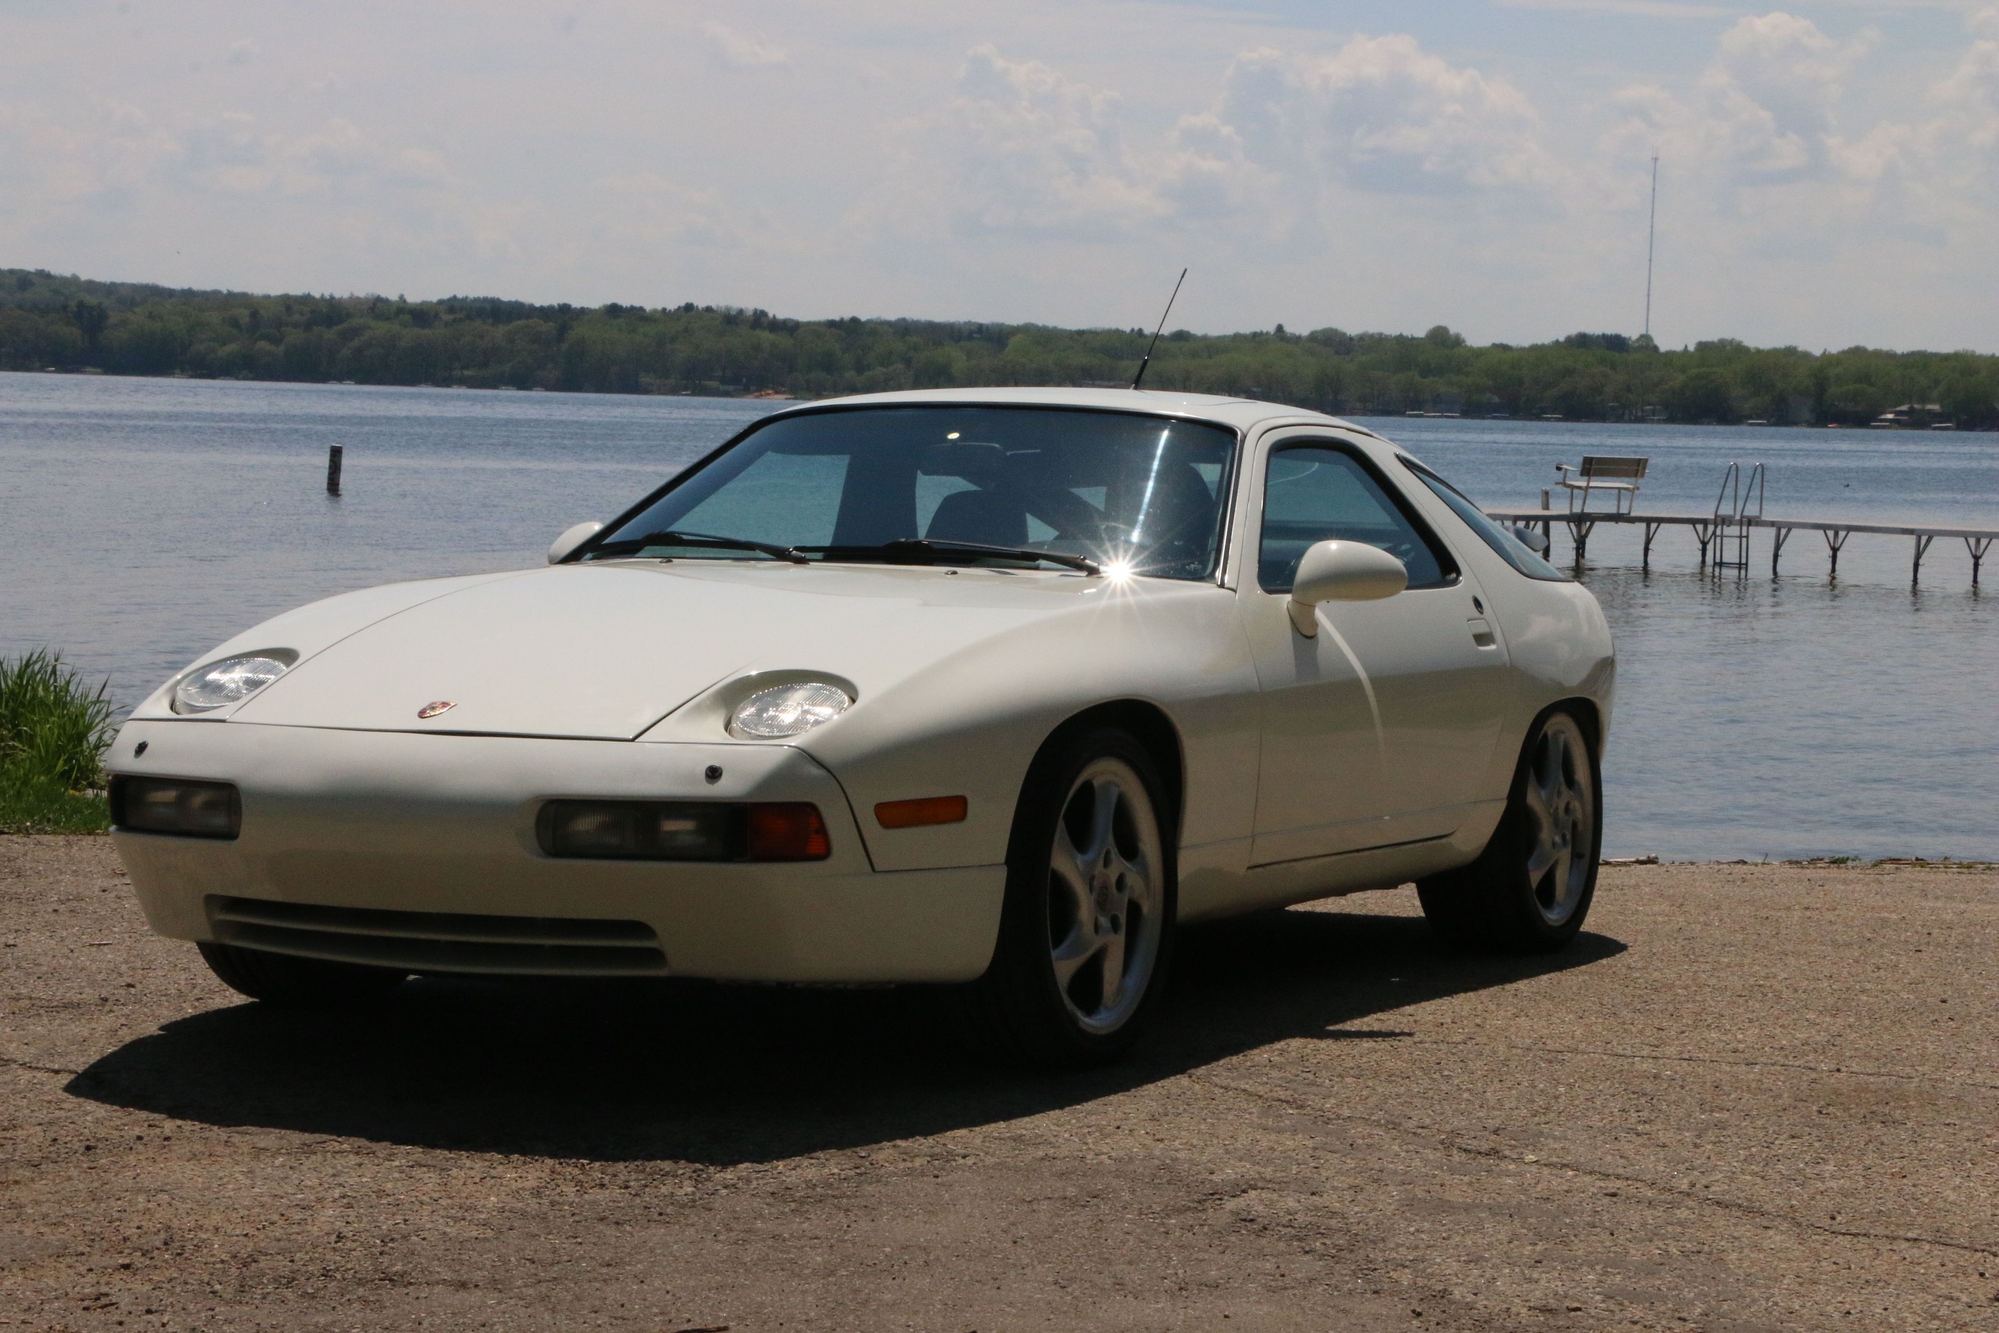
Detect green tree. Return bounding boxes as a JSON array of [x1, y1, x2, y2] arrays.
[[1665, 368, 1736, 422], [1825, 377, 1889, 424], [1424, 324, 1465, 350], [71, 300, 108, 355], [1938, 370, 1997, 428], [5, 264, 1999, 425]]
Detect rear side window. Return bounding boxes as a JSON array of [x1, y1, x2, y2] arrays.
[[1259, 445, 1453, 592], [1401, 458, 1571, 582]]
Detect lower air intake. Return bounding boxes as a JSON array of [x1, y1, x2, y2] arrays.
[[205, 896, 668, 977]]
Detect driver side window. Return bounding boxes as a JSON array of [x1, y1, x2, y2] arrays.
[[1259, 445, 1451, 592]]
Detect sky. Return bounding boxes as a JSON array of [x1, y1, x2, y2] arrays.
[[3, 1, 1997, 351]]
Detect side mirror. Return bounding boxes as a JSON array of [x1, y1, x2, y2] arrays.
[[1287, 540, 1407, 636], [1512, 524, 1551, 557], [548, 520, 604, 565]]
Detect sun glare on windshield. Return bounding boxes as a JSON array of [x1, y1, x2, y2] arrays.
[[597, 407, 1237, 580]]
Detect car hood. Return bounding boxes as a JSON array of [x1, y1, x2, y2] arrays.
[[228, 561, 1136, 739]]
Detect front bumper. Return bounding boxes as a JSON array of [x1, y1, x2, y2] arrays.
[[107, 720, 1004, 984]]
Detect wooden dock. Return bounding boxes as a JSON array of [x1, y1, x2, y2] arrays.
[[1485, 506, 1997, 585]]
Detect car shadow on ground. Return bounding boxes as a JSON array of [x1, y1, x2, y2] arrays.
[[66, 906, 1624, 1165]]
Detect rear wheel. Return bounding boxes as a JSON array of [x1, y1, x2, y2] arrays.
[[1418, 709, 1600, 952], [197, 942, 407, 1007], [969, 729, 1176, 1066]]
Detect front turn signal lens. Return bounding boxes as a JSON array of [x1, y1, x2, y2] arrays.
[[745, 803, 832, 861], [874, 795, 969, 829], [539, 800, 830, 862]]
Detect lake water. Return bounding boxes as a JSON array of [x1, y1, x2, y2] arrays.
[[3, 373, 1994, 860]]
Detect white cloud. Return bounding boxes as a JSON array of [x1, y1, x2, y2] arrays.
[[1710, 12, 1873, 137], [168, 113, 452, 197], [699, 20, 788, 68], [1815, 8, 1999, 192], [1498, 0, 1737, 16], [1603, 11, 1877, 187], [2, 0, 1996, 349], [1931, 15, 1999, 151], [923, 45, 1167, 237], [0, 100, 184, 207], [588, 172, 748, 249], [895, 32, 1563, 248], [1213, 35, 1561, 195]]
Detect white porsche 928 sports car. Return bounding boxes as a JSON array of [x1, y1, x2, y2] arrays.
[[110, 388, 1612, 1063]]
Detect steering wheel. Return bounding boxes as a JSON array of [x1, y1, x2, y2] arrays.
[[1089, 520, 1141, 550]]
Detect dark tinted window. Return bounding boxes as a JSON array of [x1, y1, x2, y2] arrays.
[[1259, 445, 1452, 592]]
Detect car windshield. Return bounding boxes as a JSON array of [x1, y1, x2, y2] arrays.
[[588, 406, 1238, 580]]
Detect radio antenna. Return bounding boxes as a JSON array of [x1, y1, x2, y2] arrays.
[[1130, 267, 1187, 390], [1643, 151, 1659, 339]]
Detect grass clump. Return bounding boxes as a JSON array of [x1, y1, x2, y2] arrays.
[[0, 650, 114, 834]]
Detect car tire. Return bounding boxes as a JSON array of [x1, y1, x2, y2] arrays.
[[969, 728, 1177, 1066], [1417, 708, 1601, 953], [196, 942, 407, 1007]]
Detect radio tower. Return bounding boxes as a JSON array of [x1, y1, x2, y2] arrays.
[[1643, 152, 1659, 340]]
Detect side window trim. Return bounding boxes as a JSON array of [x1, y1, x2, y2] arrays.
[[1256, 436, 1460, 593]]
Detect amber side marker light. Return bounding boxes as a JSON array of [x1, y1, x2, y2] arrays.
[[875, 795, 969, 829]]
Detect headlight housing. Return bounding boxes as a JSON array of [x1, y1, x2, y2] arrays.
[[727, 681, 853, 739], [172, 651, 297, 714]]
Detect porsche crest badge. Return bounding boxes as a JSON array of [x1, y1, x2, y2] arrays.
[[416, 701, 457, 719]]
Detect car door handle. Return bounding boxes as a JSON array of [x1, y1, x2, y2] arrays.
[[1467, 617, 1498, 649]]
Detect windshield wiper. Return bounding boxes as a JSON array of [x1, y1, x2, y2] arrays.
[[799, 538, 1102, 575], [582, 529, 808, 564]]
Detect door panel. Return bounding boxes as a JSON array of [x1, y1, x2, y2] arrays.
[[1238, 590, 1394, 864], [1241, 436, 1511, 866]]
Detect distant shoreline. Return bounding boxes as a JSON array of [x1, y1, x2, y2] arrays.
[[6, 366, 1993, 433], [6, 266, 1996, 429]]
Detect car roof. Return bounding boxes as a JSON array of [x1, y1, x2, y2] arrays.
[[763, 387, 1380, 438]]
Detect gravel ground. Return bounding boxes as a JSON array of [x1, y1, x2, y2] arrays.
[[1, 837, 1993, 1331]]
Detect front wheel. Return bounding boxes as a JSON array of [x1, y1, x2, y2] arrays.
[[968, 729, 1176, 1066], [1418, 709, 1601, 952], [197, 942, 407, 1007]]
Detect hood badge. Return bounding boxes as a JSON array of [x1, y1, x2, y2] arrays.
[[416, 701, 457, 719]]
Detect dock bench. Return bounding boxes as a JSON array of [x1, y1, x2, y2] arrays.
[[1556, 455, 1649, 515]]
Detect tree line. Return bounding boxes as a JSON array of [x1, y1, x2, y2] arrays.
[[3, 268, 1995, 428]]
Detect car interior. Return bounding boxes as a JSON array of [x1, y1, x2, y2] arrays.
[[631, 407, 1239, 579], [1258, 445, 1453, 592]]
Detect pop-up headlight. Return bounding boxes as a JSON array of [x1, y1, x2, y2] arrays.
[[172, 651, 297, 714], [728, 682, 852, 739]]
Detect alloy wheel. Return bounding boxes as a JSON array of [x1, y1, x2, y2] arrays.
[[1045, 757, 1165, 1035], [1521, 713, 1596, 926]]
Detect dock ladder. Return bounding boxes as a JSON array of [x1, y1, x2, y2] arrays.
[[1711, 462, 1764, 574]]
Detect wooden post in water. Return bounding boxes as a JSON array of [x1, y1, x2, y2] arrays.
[[326, 445, 343, 496]]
